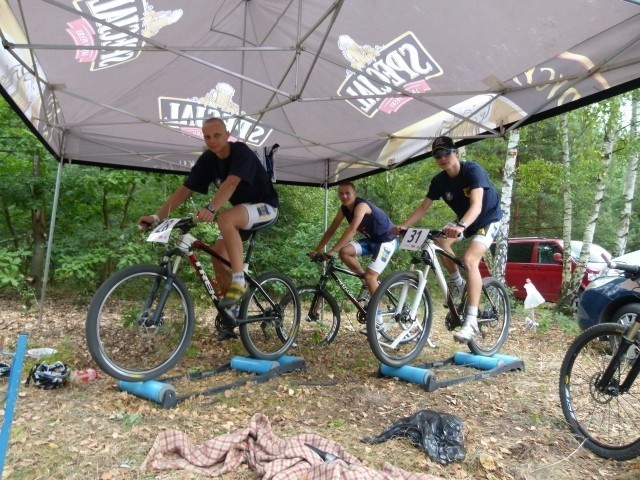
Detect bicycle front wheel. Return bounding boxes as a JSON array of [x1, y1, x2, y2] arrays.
[[467, 277, 511, 356], [239, 272, 301, 360], [297, 286, 340, 346], [366, 271, 433, 368], [559, 322, 640, 461], [86, 264, 195, 382]]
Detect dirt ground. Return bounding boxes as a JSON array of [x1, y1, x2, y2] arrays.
[[1, 293, 640, 480]]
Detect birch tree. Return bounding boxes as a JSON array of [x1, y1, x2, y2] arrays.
[[491, 130, 520, 284], [613, 90, 639, 257], [557, 100, 621, 312]]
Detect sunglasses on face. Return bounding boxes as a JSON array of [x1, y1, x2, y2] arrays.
[[433, 148, 455, 160]]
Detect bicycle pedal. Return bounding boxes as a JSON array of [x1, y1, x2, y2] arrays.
[[216, 329, 238, 342]]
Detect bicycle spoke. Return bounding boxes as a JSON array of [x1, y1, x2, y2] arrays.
[[86, 266, 193, 381], [367, 272, 432, 367], [559, 323, 640, 460], [239, 273, 300, 360], [296, 287, 340, 346]]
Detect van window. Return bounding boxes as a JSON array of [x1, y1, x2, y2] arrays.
[[538, 242, 562, 264], [507, 242, 533, 262]]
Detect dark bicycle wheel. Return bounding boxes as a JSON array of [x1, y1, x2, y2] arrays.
[[559, 322, 640, 461], [239, 272, 301, 360], [296, 286, 341, 346], [86, 264, 195, 382], [366, 271, 433, 367], [467, 277, 511, 356]]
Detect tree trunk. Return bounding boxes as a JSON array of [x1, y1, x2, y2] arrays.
[[558, 104, 619, 312], [492, 130, 519, 284], [613, 90, 639, 257], [119, 180, 137, 229], [29, 154, 47, 301], [558, 114, 574, 310]]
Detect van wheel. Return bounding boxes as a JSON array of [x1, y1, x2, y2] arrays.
[[607, 304, 640, 351]]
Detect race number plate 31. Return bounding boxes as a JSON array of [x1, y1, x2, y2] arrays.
[[399, 228, 429, 251], [147, 218, 181, 243]]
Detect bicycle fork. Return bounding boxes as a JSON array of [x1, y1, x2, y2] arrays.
[[597, 321, 640, 395], [144, 258, 182, 327]]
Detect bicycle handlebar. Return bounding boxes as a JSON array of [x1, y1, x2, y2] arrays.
[[397, 228, 449, 240], [310, 252, 333, 262], [602, 253, 640, 278]]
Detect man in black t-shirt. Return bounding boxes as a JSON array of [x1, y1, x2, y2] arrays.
[[393, 136, 502, 343], [311, 182, 397, 334], [139, 118, 279, 314]]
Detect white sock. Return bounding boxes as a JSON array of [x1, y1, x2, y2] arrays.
[[465, 306, 478, 326], [231, 272, 246, 287], [451, 270, 464, 287]]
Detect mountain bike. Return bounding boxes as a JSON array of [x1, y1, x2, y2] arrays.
[[85, 217, 300, 382], [366, 228, 511, 367], [559, 259, 640, 461], [296, 252, 395, 345]]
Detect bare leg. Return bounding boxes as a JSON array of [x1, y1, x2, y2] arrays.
[[338, 244, 365, 277], [461, 241, 487, 309], [216, 205, 249, 276]]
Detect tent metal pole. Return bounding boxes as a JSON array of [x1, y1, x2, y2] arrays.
[[324, 159, 330, 245], [38, 133, 66, 325]]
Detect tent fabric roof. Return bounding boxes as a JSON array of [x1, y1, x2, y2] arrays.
[[1, 0, 640, 186]]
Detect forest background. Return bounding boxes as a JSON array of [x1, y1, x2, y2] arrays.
[[1, 90, 639, 313]]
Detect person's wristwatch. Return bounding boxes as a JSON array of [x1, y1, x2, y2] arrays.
[[454, 220, 467, 229], [205, 204, 216, 214]]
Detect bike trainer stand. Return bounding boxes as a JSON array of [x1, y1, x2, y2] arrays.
[[378, 352, 524, 392], [118, 354, 306, 408]]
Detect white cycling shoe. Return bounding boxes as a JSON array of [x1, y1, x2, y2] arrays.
[[454, 320, 478, 343]]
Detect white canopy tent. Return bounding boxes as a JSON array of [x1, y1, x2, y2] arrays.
[[2, 0, 640, 187]]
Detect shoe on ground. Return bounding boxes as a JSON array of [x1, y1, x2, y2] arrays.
[[359, 312, 383, 335], [218, 281, 247, 309], [453, 321, 478, 343]]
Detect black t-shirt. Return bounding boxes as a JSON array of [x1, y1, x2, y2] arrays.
[[183, 142, 279, 207], [426, 161, 502, 233], [341, 197, 395, 243]]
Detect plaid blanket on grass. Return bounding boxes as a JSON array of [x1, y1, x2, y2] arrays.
[[142, 412, 445, 479]]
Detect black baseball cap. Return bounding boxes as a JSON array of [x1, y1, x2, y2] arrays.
[[432, 136, 456, 153]]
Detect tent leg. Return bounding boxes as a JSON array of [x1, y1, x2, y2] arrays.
[[38, 155, 65, 326]]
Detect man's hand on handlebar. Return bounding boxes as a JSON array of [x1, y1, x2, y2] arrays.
[[442, 222, 465, 239], [309, 251, 333, 262], [138, 214, 160, 231]]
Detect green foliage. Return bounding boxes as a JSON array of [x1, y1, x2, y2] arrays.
[[0, 247, 27, 289], [1, 91, 640, 302]]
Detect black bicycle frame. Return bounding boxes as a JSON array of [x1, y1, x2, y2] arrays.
[[309, 257, 365, 314], [596, 320, 640, 395]]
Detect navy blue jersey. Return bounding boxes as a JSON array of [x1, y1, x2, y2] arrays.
[[426, 161, 501, 233], [184, 142, 279, 207], [341, 197, 395, 243]]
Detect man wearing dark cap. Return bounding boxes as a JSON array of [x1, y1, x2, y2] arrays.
[[392, 136, 502, 343]]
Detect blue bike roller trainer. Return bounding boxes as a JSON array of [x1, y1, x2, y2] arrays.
[[118, 380, 176, 404], [453, 351, 504, 370], [275, 354, 304, 365], [230, 356, 279, 374], [488, 353, 521, 364], [378, 363, 434, 386]]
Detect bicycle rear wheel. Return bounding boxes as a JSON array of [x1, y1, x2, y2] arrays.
[[467, 277, 511, 356], [86, 264, 194, 382], [296, 286, 340, 346], [559, 322, 640, 461], [366, 271, 432, 367], [239, 272, 301, 360]]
